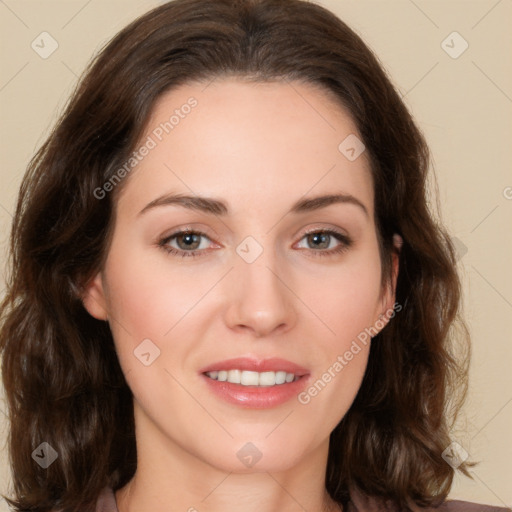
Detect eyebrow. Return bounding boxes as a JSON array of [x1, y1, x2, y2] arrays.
[[138, 192, 369, 218]]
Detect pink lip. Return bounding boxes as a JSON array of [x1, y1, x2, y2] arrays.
[[198, 357, 310, 376], [199, 356, 311, 409]]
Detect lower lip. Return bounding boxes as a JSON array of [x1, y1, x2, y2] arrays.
[[201, 373, 310, 409]]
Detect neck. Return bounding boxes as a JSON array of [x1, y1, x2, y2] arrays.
[[116, 473, 341, 512], [115, 404, 342, 512]]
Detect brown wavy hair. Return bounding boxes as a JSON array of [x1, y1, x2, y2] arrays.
[[0, 0, 474, 510]]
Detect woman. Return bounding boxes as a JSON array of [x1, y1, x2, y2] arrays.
[[0, 1, 509, 511]]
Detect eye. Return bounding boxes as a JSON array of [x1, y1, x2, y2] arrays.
[[158, 230, 213, 258], [295, 229, 352, 257], [158, 228, 352, 259]]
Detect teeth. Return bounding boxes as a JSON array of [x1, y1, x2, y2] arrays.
[[227, 369, 241, 384], [241, 370, 259, 386], [258, 371, 276, 386], [206, 370, 298, 386], [275, 371, 287, 384]]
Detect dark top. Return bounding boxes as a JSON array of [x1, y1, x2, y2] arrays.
[[95, 486, 511, 512]]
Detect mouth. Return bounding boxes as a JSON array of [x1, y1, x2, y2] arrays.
[[199, 357, 310, 409]]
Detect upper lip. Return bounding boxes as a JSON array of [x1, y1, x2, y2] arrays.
[[199, 357, 310, 376]]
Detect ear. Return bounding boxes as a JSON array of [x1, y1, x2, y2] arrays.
[[81, 272, 109, 321], [375, 233, 402, 330]]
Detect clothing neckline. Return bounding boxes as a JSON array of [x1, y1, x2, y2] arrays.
[[96, 485, 512, 512]]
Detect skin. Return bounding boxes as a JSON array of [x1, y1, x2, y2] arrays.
[[83, 78, 400, 512]]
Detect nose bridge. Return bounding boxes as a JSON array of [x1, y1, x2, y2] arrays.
[[224, 235, 296, 336]]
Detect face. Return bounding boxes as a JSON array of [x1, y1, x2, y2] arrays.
[[83, 78, 399, 474]]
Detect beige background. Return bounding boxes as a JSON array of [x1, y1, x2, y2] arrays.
[[1, 0, 511, 509]]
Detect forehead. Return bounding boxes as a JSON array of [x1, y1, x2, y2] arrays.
[[116, 78, 374, 219]]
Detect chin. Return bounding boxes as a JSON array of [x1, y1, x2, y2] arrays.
[[197, 434, 317, 474]]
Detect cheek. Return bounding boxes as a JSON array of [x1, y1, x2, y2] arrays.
[[104, 247, 215, 339], [302, 254, 383, 344], [101, 247, 219, 385], [295, 252, 381, 411]]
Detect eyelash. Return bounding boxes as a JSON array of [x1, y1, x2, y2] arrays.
[[158, 228, 352, 259]]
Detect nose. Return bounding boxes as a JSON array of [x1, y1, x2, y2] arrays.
[[223, 251, 297, 338]]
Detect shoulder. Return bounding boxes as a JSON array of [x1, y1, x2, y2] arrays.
[[346, 489, 511, 512], [93, 487, 511, 512], [95, 487, 119, 512], [436, 501, 511, 512]]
